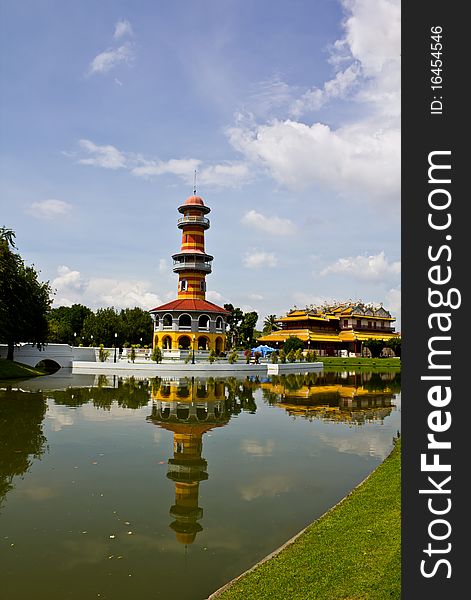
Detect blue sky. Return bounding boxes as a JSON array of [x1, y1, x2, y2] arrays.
[[0, 0, 401, 329]]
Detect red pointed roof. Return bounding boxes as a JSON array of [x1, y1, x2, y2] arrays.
[[149, 299, 229, 314]]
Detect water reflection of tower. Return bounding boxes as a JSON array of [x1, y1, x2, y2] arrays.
[[147, 377, 229, 545]]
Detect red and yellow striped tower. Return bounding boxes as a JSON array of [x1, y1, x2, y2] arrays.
[[149, 194, 228, 354], [173, 195, 212, 301]]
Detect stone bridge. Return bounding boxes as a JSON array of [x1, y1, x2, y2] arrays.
[[0, 343, 97, 369]]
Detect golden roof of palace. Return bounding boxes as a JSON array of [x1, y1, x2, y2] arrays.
[[257, 328, 399, 344], [276, 302, 395, 323]]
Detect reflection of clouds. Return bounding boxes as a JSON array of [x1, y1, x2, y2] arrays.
[[79, 404, 143, 422], [62, 539, 110, 568], [239, 475, 292, 501], [47, 402, 74, 431], [240, 439, 274, 457], [316, 431, 393, 460], [20, 486, 57, 501]]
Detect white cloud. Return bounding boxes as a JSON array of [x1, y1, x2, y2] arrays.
[[290, 63, 361, 115], [114, 19, 133, 40], [248, 293, 264, 301], [78, 139, 127, 169], [26, 199, 72, 219], [197, 162, 252, 188], [51, 265, 162, 310], [243, 251, 278, 269], [89, 43, 134, 74], [228, 118, 400, 203], [74, 139, 251, 189], [226, 0, 400, 208], [206, 290, 226, 304], [385, 285, 401, 330], [242, 209, 296, 236], [320, 251, 400, 282], [131, 158, 201, 179], [158, 259, 168, 273]]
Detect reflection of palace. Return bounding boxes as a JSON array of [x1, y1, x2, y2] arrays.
[[147, 378, 231, 545], [261, 372, 398, 424]]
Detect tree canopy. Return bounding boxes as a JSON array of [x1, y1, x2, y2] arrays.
[[0, 228, 52, 360]]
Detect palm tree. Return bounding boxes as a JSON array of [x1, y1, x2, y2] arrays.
[[263, 315, 279, 335]]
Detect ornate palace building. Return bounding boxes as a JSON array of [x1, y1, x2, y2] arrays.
[[257, 302, 400, 356], [149, 194, 228, 354]]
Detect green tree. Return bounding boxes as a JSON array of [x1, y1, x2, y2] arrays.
[[386, 337, 402, 357], [208, 349, 217, 363], [283, 336, 304, 354], [47, 304, 92, 345], [81, 307, 121, 347], [239, 311, 259, 348], [130, 346, 136, 363], [363, 338, 386, 358], [120, 307, 153, 346], [228, 349, 238, 364], [295, 348, 304, 362], [98, 344, 110, 362], [287, 349, 296, 363], [151, 346, 162, 363], [262, 314, 279, 335], [0, 228, 52, 361], [224, 304, 244, 348], [279, 349, 286, 363]]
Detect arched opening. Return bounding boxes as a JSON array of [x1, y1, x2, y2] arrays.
[[198, 336, 209, 350], [35, 359, 61, 373], [215, 337, 223, 354], [163, 314, 173, 327], [154, 315, 160, 327], [198, 314, 210, 330], [178, 314, 192, 329], [216, 316, 224, 330], [162, 335, 172, 349], [178, 335, 191, 350]]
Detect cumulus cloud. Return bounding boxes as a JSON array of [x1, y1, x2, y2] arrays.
[[320, 251, 400, 282], [242, 210, 296, 235], [243, 251, 278, 269], [89, 43, 134, 74], [114, 19, 133, 39], [26, 199, 72, 219], [228, 118, 400, 202], [51, 265, 162, 310], [78, 139, 127, 169], [226, 0, 400, 208]]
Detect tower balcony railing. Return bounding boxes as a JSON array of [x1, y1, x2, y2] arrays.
[[177, 216, 210, 228], [173, 260, 212, 273]]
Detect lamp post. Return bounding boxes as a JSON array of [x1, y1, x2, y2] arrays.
[[73, 332, 76, 346], [114, 332, 118, 363], [90, 334, 93, 348], [192, 335, 196, 364]]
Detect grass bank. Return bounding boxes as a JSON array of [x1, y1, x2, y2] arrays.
[[211, 438, 401, 600], [0, 359, 46, 380], [318, 357, 400, 368]]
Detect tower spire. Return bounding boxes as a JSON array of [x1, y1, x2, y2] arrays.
[[193, 169, 197, 196]]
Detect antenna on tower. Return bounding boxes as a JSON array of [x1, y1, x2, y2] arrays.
[[193, 170, 197, 195]]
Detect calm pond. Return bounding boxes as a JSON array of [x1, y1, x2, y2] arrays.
[[1, 369, 401, 600]]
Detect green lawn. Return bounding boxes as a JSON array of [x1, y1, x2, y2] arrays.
[[317, 357, 400, 368], [0, 359, 46, 380], [211, 439, 401, 600]]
